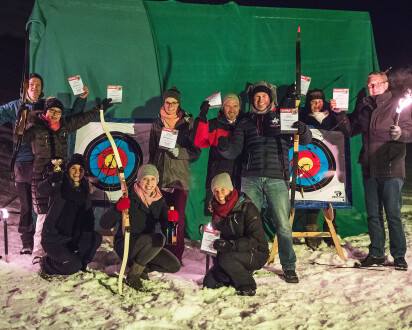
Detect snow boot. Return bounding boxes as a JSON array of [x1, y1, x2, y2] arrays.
[[360, 255, 384, 267], [237, 285, 256, 296], [33, 256, 53, 281], [284, 269, 299, 283], [126, 262, 146, 290], [305, 224, 321, 250], [20, 241, 33, 255], [394, 257, 408, 271]]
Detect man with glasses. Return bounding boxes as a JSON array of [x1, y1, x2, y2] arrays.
[[349, 71, 412, 270], [0, 73, 89, 255]]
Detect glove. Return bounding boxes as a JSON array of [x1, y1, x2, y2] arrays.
[[168, 147, 179, 158], [292, 121, 306, 135], [285, 83, 296, 99], [168, 209, 179, 222], [218, 136, 229, 151], [390, 125, 402, 140], [213, 239, 235, 253], [116, 197, 130, 211], [50, 171, 63, 183], [199, 101, 210, 118], [100, 98, 113, 111]]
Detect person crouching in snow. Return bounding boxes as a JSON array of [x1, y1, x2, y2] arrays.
[[100, 164, 181, 290], [203, 173, 269, 296], [34, 153, 102, 277]]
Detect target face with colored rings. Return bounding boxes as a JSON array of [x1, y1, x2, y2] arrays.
[[289, 138, 336, 192], [83, 132, 143, 191]]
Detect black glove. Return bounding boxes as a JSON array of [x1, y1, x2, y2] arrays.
[[50, 171, 63, 184], [218, 136, 229, 151], [285, 83, 296, 99], [213, 239, 235, 252], [199, 101, 210, 118], [100, 98, 113, 111], [292, 121, 306, 135]]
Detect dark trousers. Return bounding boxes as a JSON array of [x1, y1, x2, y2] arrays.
[[162, 189, 188, 262], [42, 232, 102, 275], [203, 250, 267, 291], [16, 181, 35, 245]]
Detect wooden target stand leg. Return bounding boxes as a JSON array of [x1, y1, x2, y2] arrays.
[[268, 203, 345, 264]]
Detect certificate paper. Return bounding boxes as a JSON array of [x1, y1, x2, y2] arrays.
[[159, 128, 178, 149], [206, 91, 222, 109], [301, 75, 312, 95], [333, 89, 349, 111], [280, 108, 299, 133], [200, 226, 220, 256], [107, 85, 123, 103], [67, 75, 84, 96]]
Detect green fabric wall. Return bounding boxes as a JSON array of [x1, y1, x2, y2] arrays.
[[28, 0, 379, 240]]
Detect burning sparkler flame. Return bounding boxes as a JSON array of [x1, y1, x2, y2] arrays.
[[1, 208, 9, 219], [396, 89, 412, 114]]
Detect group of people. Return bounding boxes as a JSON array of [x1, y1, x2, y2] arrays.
[[0, 71, 409, 296]]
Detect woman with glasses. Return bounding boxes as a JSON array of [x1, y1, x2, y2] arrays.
[[20, 97, 112, 256], [149, 87, 200, 263]]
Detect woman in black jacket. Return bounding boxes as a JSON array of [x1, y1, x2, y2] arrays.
[[100, 164, 181, 290], [35, 153, 102, 277], [203, 173, 269, 296]]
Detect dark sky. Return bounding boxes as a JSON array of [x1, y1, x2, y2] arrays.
[[1, 0, 411, 103]]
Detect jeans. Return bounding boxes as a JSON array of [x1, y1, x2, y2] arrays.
[[363, 176, 406, 258], [241, 176, 296, 270]]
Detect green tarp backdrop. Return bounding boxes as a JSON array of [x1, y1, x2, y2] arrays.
[[27, 0, 379, 239]]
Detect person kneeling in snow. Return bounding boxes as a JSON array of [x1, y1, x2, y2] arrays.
[[35, 153, 102, 277], [100, 164, 181, 290], [203, 173, 269, 296]]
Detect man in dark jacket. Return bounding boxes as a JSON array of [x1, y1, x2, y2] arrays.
[[218, 81, 312, 283], [0, 73, 89, 255], [349, 71, 412, 270], [192, 93, 247, 214]]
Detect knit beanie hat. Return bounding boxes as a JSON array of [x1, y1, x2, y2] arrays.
[[211, 173, 234, 192], [66, 153, 85, 172], [136, 164, 159, 183], [163, 86, 181, 103], [44, 97, 64, 113], [222, 93, 241, 109], [247, 81, 278, 113], [306, 89, 325, 103]]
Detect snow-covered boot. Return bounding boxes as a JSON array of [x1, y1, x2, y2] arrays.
[[305, 224, 321, 250], [20, 241, 33, 255], [126, 262, 146, 290]]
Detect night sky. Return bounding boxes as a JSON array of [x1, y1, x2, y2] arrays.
[[0, 0, 411, 103]]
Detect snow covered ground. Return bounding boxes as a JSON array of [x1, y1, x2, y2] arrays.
[[1, 177, 412, 329]]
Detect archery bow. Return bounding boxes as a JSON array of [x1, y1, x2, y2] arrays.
[[99, 107, 130, 294]]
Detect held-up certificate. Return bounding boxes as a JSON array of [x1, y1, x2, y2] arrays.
[[280, 108, 299, 133], [301, 75, 312, 95], [67, 75, 84, 96], [333, 89, 349, 111], [107, 85, 123, 103], [200, 227, 220, 256], [206, 91, 222, 109], [159, 128, 179, 149]]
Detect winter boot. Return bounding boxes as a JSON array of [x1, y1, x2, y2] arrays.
[[126, 262, 146, 290], [284, 269, 299, 283], [20, 241, 33, 255], [305, 224, 321, 250], [394, 257, 408, 271], [33, 256, 52, 281], [360, 255, 384, 267]]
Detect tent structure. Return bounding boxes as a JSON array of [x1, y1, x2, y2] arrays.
[[27, 0, 379, 239]]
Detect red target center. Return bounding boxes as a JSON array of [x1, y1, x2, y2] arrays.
[[97, 147, 128, 176]]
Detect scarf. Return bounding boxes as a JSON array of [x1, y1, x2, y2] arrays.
[[310, 110, 329, 124], [211, 188, 239, 220], [134, 182, 163, 208], [42, 114, 60, 131], [160, 105, 183, 129]]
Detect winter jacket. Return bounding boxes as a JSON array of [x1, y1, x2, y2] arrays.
[[99, 189, 169, 259], [349, 90, 412, 178], [23, 106, 99, 214], [192, 111, 248, 189], [37, 174, 95, 246], [300, 101, 351, 135], [149, 111, 200, 190], [212, 192, 269, 259], [219, 108, 312, 180]]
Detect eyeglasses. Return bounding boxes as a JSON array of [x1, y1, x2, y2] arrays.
[[48, 109, 62, 115], [165, 101, 179, 106], [367, 81, 387, 89]]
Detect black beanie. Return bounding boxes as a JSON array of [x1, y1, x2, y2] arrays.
[[306, 89, 325, 103], [250, 85, 272, 102], [163, 86, 181, 103], [44, 97, 64, 113], [66, 153, 85, 172], [29, 73, 44, 91]]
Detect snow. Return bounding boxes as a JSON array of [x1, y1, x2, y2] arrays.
[[1, 177, 412, 329]]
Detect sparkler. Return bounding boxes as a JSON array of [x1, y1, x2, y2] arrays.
[[394, 89, 412, 126]]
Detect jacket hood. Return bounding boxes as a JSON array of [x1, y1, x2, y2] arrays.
[[247, 81, 278, 113]]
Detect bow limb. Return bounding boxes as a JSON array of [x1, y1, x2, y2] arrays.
[[100, 109, 130, 294]]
